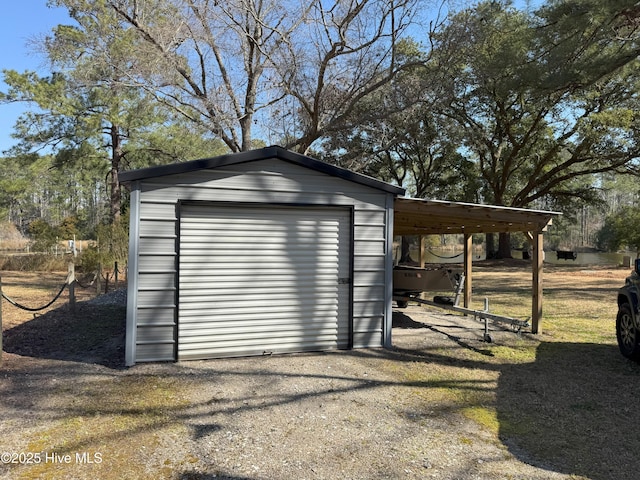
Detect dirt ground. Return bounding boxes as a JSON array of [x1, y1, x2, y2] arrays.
[[0, 264, 636, 479]]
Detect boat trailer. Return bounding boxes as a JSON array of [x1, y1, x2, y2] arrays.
[[393, 269, 530, 342]]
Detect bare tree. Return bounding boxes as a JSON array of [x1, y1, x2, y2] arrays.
[[271, 0, 420, 153], [100, 0, 420, 153]]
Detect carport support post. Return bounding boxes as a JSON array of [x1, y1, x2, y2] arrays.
[[419, 236, 426, 267], [419, 236, 427, 301], [532, 231, 544, 334], [463, 233, 472, 308]]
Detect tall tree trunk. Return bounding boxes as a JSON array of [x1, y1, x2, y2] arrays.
[[486, 233, 496, 259], [498, 232, 513, 259], [486, 230, 513, 260], [109, 124, 123, 224], [399, 236, 415, 264]]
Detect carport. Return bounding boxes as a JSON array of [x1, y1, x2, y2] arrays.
[[393, 197, 561, 334]]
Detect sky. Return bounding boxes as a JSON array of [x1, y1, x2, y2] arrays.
[[0, 1, 71, 154]]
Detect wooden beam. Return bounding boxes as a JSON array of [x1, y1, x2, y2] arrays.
[[464, 233, 473, 309], [393, 197, 557, 237], [531, 231, 544, 334], [394, 226, 527, 236]]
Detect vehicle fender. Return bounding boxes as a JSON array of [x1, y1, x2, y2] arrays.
[[619, 286, 640, 319]]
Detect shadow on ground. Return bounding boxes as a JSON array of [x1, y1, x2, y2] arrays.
[[497, 341, 640, 480], [2, 300, 126, 369], [178, 473, 255, 480], [4, 301, 640, 479], [394, 308, 640, 479]]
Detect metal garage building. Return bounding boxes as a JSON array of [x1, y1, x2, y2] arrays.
[[120, 146, 404, 365]]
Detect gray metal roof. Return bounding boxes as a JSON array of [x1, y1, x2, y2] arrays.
[[119, 145, 405, 195]]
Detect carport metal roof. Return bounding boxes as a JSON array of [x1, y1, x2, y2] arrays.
[[393, 197, 562, 335]]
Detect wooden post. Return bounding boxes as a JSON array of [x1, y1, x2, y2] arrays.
[[96, 264, 102, 296], [531, 231, 544, 334], [115, 261, 119, 289], [464, 233, 473, 309], [68, 263, 76, 315]]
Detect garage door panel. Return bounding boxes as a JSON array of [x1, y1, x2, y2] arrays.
[[179, 229, 342, 240], [178, 204, 351, 359], [179, 303, 339, 317], [183, 327, 341, 340], [179, 287, 338, 298], [178, 316, 341, 332], [179, 263, 340, 274], [179, 285, 346, 302], [179, 339, 340, 360], [179, 321, 342, 336], [179, 330, 341, 346], [183, 277, 335, 290]]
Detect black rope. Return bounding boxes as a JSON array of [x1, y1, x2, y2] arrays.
[[427, 249, 463, 259], [76, 272, 98, 289], [1, 281, 68, 312]]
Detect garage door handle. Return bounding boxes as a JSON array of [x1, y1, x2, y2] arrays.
[[338, 278, 351, 285]]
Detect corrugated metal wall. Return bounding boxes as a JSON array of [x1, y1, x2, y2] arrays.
[[127, 158, 392, 363], [178, 204, 351, 359]]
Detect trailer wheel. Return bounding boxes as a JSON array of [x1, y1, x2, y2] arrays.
[[396, 300, 408, 308]]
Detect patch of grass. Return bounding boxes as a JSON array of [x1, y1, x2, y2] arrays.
[[461, 405, 500, 434], [392, 354, 500, 421], [15, 376, 190, 480], [487, 343, 538, 364]]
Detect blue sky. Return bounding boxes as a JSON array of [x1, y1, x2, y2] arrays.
[[0, 1, 71, 154]]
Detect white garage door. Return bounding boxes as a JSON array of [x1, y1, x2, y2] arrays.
[[178, 204, 352, 360]]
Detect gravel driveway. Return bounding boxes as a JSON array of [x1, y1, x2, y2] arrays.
[[1, 292, 581, 479]]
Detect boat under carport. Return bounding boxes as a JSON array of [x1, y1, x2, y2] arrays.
[[393, 197, 561, 334]]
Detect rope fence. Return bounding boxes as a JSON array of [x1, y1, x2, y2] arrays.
[[0, 262, 126, 364], [100, 261, 123, 293], [1, 281, 68, 312], [75, 272, 98, 289]]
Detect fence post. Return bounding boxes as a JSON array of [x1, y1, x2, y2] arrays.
[[114, 261, 119, 290], [96, 263, 102, 297], [68, 263, 76, 315]]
